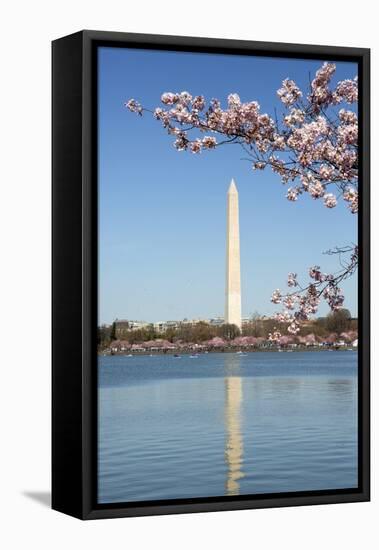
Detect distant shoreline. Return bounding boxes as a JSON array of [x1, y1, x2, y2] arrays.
[[98, 346, 357, 357]]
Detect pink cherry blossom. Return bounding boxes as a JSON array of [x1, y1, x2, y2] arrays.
[[286, 187, 299, 202], [202, 136, 217, 149], [333, 78, 358, 104], [324, 193, 337, 208], [161, 92, 179, 105], [271, 289, 282, 304], [309, 62, 336, 110], [287, 273, 298, 287], [284, 108, 305, 126], [268, 331, 282, 343], [319, 164, 334, 180], [190, 139, 202, 154], [192, 95, 205, 111], [339, 109, 358, 125], [125, 98, 142, 114], [309, 182, 325, 199], [343, 187, 358, 213], [277, 79, 303, 106]]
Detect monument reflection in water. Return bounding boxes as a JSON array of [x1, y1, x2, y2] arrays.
[[224, 353, 245, 495]]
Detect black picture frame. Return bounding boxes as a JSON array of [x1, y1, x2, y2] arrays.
[[52, 30, 370, 520]]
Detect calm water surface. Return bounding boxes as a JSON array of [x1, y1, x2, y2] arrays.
[[98, 351, 358, 503]]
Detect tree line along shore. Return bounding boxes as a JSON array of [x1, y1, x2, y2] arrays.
[[98, 309, 358, 355]]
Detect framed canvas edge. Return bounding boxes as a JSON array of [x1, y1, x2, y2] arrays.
[[53, 30, 370, 520]]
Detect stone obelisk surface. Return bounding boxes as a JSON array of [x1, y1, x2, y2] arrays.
[[225, 179, 242, 329]]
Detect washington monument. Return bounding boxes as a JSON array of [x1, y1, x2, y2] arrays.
[[225, 179, 242, 329]]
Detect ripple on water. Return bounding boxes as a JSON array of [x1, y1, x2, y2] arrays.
[[98, 351, 358, 503]]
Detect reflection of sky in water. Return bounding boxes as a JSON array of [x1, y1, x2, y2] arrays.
[[98, 351, 358, 504]]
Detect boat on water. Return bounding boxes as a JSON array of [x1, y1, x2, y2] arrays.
[[173, 354, 181, 358], [190, 354, 199, 358]]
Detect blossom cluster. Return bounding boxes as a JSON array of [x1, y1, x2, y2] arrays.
[[308, 62, 336, 110], [343, 187, 358, 213], [283, 108, 305, 127], [307, 63, 358, 111], [127, 90, 278, 155], [268, 331, 282, 343], [125, 98, 142, 114], [277, 79, 303, 106]]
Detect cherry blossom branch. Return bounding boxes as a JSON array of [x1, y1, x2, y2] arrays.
[[270, 246, 358, 335], [125, 63, 358, 213]]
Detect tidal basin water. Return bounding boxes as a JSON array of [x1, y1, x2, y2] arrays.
[[98, 351, 358, 504]]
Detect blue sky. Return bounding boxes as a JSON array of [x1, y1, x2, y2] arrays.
[[98, 47, 358, 325]]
